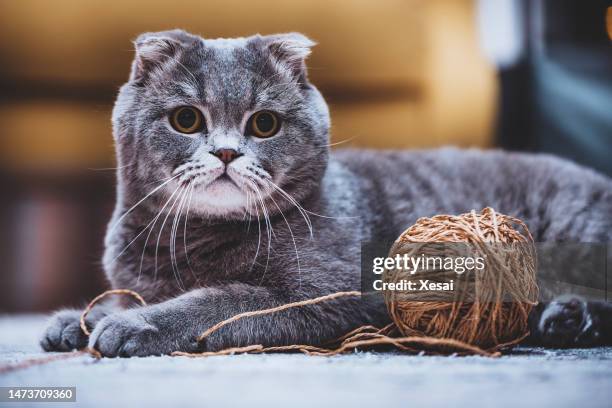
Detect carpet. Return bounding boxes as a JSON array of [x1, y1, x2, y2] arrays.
[[1, 315, 611, 408]]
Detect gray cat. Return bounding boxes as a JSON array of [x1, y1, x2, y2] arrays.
[[41, 30, 612, 357]]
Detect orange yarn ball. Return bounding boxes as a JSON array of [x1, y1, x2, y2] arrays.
[[383, 208, 539, 352]]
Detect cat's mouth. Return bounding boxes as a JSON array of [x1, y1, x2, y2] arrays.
[[211, 173, 238, 187], [171, 159, 274, 214]]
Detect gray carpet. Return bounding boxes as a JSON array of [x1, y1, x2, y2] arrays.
[[1, 314, 611, 408]]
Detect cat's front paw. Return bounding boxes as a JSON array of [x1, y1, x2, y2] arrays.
[[89, 310, 160, 357], [538, 295, 600, 348], [40, 310, 88, 352], [88, 309, 203, 357]]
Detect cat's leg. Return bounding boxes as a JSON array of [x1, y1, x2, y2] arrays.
[[40, 304, 114, 352], [88, 284, 387, 357], [524, 163, 612, 348], [527, 295, 612, 347]]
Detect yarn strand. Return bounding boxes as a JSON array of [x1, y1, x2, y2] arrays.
[[197, 291, 361, 341]]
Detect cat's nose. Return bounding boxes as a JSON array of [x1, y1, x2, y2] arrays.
[[213, 148, 241, 164]]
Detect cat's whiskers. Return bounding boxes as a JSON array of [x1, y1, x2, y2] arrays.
[[169, 184, 191, 291], [266, 180, 314, 238], [251, 183, 273, 280], [108, 173, 181, 237], [243, 189, 256, 237], [167, 189, 182, 287], [136, 184, 183, 284], [318, 137, 355, 148], [266, 191, 302, 289], [153, 184, 187, 283], [242, 189, 252, 222], [182, 182, 199, 283], [248, 186, 263, 273], [112, 184, 183, 267], [236, 177, 269, 275], [237, 168, 304, 288], [272, 173, 359, 220], [88, 162, 136, 171], [142, 174, 180, 188]]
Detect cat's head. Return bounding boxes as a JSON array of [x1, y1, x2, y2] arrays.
[[112, 29, 330, 218]]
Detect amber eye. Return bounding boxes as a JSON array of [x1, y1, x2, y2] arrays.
[[248, 111, 280, 138], [170, 106, 205, 134]]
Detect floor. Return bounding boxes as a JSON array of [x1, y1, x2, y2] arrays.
[[1, 315, 611, 408]]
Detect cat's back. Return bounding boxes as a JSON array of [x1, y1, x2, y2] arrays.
[[332, 147, 611, 197], [330, 147, 612, 240]]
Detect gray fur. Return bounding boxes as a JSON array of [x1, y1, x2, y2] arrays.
[[41, 30, 612, 356]]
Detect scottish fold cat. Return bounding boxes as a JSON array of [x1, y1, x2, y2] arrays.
[[41, 30, 612, 356]]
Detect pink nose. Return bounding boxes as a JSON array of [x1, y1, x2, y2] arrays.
[[214, 148, 240, 164]]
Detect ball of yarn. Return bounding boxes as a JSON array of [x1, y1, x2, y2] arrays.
[[383, 207, 539, 352]]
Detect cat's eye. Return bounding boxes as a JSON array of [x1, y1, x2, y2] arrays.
[[247, 111, 280, 138], [170, 106, 205, 134]]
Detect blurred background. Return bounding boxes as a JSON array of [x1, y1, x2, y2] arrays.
[[0, 0, 610, 312]]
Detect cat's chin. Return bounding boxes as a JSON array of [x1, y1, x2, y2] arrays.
[[190, 177, 249, 216]]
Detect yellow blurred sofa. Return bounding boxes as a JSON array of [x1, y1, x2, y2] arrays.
[[0, 0, 495, 173]]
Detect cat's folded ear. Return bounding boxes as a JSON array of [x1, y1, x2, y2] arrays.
[[259, 33, 316, 85], [129, 29, 198, 83]]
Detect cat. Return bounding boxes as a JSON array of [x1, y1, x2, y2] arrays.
[[41, 30, 612, 357]]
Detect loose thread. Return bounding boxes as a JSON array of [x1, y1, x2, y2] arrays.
[[179, 290, 508, 358], [0, 350, 90, 375], [80, 289, 147, 336], [197, 291, 362, 342]]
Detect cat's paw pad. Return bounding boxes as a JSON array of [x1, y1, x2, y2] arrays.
[[88, 311, 160, 357], [40, 310, 88, 352], [538, 296, 600, 347]]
